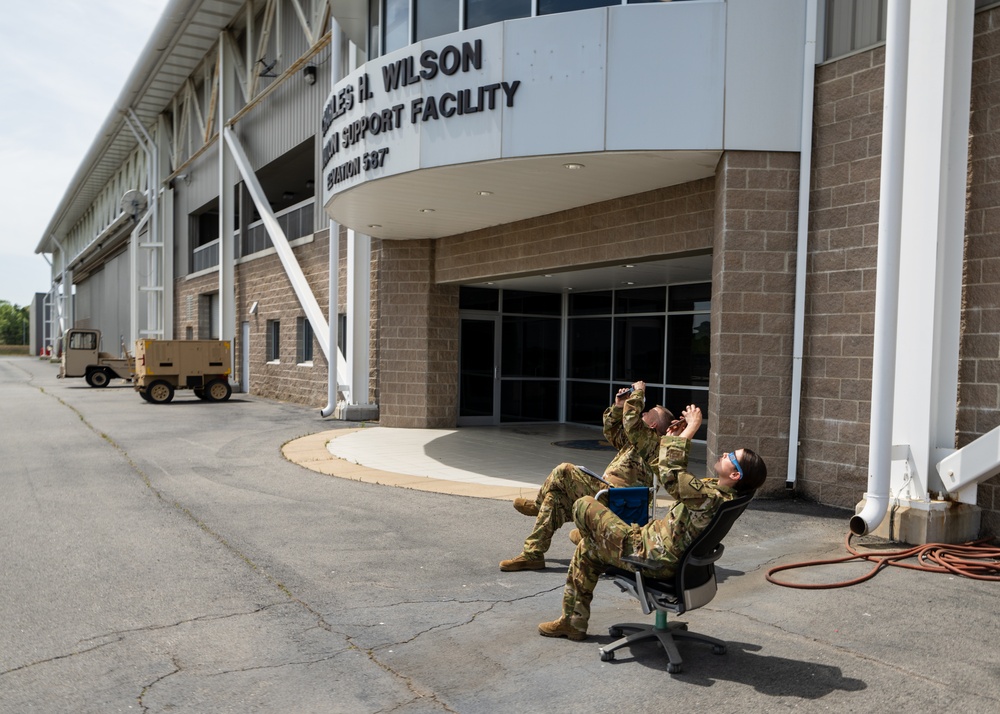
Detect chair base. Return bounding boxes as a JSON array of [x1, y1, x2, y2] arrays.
[[598, 619, 727, 673]]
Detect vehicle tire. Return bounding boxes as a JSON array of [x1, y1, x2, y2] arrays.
[[146, 380, 175, 404], [194, 389, 207, 400], [86, 369, 111, 388], [205, 378, 232, 402], [139, 389, 153, 402]]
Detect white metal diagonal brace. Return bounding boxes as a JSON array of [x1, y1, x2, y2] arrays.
[[222, 126, 349, 395]]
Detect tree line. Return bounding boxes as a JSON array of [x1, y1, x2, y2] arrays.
[[0, 300, 30, 345]]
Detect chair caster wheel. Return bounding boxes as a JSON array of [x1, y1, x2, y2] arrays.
[[713, 644, 727, 655], [667, 663, 682, 674], [600, 650, 615, 662], [608, 627, 623, 637]]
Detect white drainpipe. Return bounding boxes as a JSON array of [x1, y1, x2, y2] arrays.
[[850, 0, 909, 536], [786, 0, 818, 489]]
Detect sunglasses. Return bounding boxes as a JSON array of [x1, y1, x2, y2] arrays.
[[727, 452, 744, 480]]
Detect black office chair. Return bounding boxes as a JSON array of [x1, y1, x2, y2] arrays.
[[598, 493, 754, 673]]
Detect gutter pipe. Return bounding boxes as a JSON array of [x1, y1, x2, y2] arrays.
[[851, 0, 909, 536], [786, 0, 818, 488]]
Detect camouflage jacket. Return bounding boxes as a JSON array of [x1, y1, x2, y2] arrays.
[[600, 389, 659, 488], [636, 435, 738, 568]]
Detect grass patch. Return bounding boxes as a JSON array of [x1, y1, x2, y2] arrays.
[[0, 345, 31, 356]]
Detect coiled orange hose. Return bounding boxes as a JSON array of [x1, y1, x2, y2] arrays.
[[765, 532, 1000, 588]]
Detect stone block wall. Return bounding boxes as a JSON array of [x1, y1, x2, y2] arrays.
[[376, 239, 458, 427], [710, 151, 799, 497], [436, 179, 715, 283], [798, 46, 884, 508], [173, 228, 364, 408], [964, 7, 1000, 535]]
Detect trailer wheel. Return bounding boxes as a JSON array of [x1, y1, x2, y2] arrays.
[[147, 380, 175, 404], [139, 389, 153, 402], [205, 378, 232, 402], [86, 369, 111, 388]]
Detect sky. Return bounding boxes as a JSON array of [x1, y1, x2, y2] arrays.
[[0, 0, 170, 308]]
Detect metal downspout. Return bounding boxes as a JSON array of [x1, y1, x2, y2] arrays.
[[851, 0, 909, 536], [787, 0, 818, 489], [321, 18, 343, 418]]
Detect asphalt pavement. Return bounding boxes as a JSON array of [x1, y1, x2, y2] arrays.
[[1, 355, 998, 713]]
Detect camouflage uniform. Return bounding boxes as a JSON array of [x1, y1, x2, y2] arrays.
[[559, 435, 738, 629], [519, 390, 660, 560]]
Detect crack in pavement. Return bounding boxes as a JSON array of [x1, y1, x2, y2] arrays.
[[0, 636, 125, 678], [75, 603, 284, 646], [138, 655, 181, 713], [35, 388, 461, 713]]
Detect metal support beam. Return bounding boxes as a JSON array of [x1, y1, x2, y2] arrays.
[[222, 126, 349, 388]]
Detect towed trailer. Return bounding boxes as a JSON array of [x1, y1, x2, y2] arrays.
[[133, 338, 233, 404]]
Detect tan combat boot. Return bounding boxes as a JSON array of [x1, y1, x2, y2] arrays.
[[499, 554, 545, 571], [513, 498, 539, 517], [537, 616, 587, 641]]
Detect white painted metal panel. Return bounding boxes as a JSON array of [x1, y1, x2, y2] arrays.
[[418, 23, 505, 168], [500, 10, 608, 157], [724, 0, 806, 151], [606, 2, 725, 151]]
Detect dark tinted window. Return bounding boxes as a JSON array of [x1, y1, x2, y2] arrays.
[[502, 290, 561, 315], [539, 0, 620, 15], [568, 318, 611, 379], [466, 0, 531, 28], [616, 286, 666, 314], [460, 286, 499, 311], [612, 316, 664, 383], [669, 282, 711, 312], [416, 0, 459, 41], [502, 316, 560, 377], [568, 290, 612, 316]]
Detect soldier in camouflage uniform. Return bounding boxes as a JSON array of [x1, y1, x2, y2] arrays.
[[538, 405, 768, 640], [500, 381, 673, 572]]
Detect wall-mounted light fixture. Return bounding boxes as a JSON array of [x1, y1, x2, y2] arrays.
[[249, 301, 259, 315], [303, 65, 317, 85]]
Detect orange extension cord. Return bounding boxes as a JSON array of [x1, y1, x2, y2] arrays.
[[765, 532, 1000, 588]]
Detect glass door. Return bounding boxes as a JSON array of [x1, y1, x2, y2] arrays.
[[458, 315, 500, 425]]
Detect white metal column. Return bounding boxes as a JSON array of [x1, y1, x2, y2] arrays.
[[219, 34, 237, 358], [853, 0, 977, 541], [346, 229, 372, 407]]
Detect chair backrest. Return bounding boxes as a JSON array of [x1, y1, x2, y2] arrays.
[[675, 493, 755, 598]]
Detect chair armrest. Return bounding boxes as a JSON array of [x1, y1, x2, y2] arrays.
[[620, 554, 667, 571], [621, 543, 724, 570], [688, 543, 724, 567]]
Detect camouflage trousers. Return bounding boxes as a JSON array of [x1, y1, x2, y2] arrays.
[[560, 495, 677, 629], [521, 463, 602, 559]]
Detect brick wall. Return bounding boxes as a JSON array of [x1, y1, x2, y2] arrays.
[[796, 47, 884, 508], [435, 180, 715, 283], [964, 8, 1000, 535], [174, 229, 359, 408], [710, 151, 799, 497], [377, 239, 459, 427]]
